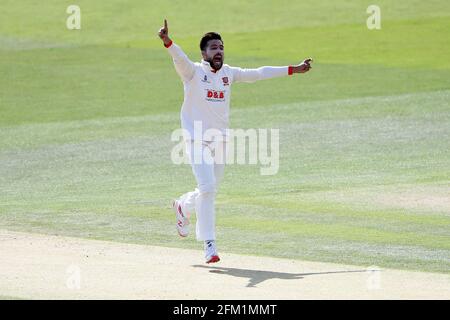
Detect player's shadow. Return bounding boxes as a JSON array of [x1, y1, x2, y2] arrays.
[[193, 265, 370, 288]]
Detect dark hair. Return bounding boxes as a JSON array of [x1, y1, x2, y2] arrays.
[[200, 32, 223, 51]]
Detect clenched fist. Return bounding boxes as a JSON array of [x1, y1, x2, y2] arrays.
[[292, 58, 313, 74]]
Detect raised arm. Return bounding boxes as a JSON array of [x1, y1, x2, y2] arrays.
[[158, 19, 195, 82], [231, 59, 313, 83]]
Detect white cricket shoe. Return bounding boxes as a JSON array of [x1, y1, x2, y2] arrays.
[[172, 200, 189, 237], [204, 240, 220, 264]]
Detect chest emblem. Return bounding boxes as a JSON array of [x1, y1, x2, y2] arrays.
[[222, 77, 229, 86]]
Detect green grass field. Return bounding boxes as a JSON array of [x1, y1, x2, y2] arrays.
[[1, 0, 449, 274]]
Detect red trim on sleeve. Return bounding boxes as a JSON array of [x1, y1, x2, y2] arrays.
[[164, 40, 173, 48], [288, 66, 294, 75]]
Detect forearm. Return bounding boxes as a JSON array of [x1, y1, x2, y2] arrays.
[[257, 66, 292, 80], [233, 66, 292, 83], [157, 19, 195, 82], [165, 41, 195, 82]]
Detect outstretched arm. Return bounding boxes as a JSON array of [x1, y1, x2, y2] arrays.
[[231, 58, 313, 83], [158, 19, 195, 82]]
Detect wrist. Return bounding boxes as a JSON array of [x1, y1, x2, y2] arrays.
[[288, 65, 294, 75], [163, 38, 173, 48]]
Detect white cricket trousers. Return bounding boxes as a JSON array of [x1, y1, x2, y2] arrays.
[[177, 140, 227, 241]]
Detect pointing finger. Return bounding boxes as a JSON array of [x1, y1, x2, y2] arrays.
[[164, 19, 168, 29]]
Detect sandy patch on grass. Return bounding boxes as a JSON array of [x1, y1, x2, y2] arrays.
[[313, 185, 450, 214], [375, 193, 450, 213]]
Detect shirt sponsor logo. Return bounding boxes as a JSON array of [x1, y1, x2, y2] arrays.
[[206, 89, 225, 102]]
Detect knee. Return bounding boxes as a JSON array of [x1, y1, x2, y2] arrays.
[[198, 182, 216, 194]]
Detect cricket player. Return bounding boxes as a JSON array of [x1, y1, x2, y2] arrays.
[[158, 19, 312, 263]]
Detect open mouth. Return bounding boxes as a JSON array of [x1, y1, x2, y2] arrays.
[[213, 56, 222, 62]]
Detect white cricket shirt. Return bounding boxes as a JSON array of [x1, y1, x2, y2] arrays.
[[166, 41, 294, 141]]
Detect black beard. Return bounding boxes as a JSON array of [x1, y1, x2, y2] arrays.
[[208, 58, 223, 71]]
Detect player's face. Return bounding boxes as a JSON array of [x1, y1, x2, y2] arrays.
[[202, 39, 224, 70]]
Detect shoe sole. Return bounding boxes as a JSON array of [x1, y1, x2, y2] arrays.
[[206, 255, 220, 264]]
